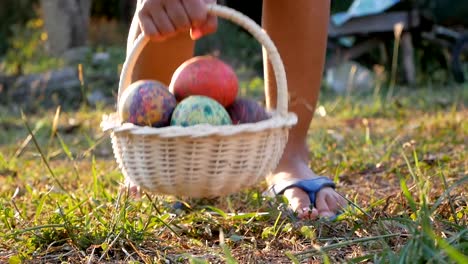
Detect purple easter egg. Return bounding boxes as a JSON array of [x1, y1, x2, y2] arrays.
[[118, 80, 177, 127], [226, 97, 269, 124]]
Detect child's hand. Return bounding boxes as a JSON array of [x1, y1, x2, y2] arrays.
[[137, 0, 217, 41]]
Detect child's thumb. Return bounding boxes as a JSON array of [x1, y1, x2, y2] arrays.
[[190, 15, 217, 40]]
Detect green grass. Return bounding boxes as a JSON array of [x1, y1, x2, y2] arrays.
[[0, 84, 467, 263]]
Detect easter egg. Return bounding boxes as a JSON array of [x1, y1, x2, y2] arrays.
[[170, 96, 232, 127], [118, 80, 177, 127], [226, 97, 270, 124], [169, 56, 239, 107]]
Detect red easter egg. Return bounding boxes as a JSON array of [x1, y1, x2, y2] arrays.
[[118, 80, 177, 127], [226, 97, 270, 124], [169, 56, 239, 107]]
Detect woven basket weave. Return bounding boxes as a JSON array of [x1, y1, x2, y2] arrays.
[[101, 4, 298, 198]]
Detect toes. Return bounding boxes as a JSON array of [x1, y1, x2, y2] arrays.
[[325, 194, 339, 212], [315, 191, 331, 215], [120, 185, 141, 199], [297, 207, 319, 220], [121, 178, 141, 199], [280, 186, 347, 220], [128, 186, 141, 199], [283, 187, 319, 220], [316, 188, 347, 218]]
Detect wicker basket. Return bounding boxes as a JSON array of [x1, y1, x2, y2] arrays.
[[101, 4, 298, 198]]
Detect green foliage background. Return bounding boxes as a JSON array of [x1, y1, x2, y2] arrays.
[[0, 0, 134, 57], [0, 0, 466, 85], [0, 0, 38, 55]]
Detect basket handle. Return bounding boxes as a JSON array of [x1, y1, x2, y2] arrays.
[[118, 4, 288, 116]]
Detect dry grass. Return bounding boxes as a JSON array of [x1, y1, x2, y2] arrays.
[[0, 86, 466, 263]]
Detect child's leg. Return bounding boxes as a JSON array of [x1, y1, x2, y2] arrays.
[[263, 0, 346, 219]]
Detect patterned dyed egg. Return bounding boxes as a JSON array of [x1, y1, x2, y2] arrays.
[[118, 80, 177, 127], [169, 56, 239, 107], [226, 97, 270, 124], [170, 96, 232, 127]]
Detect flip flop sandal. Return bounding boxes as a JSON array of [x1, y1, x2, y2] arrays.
[[265, 176, 337, 210]]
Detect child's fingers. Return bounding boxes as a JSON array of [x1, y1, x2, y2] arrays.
[[203, 14, 218, 35], [150, 10, 176, 39], [165, 0, 191, 32], [181, 0, 208, 28], [138, 0, 217, 41], [195, 0, 218, 38], [138, 9, 160, 37], [190, 13, 217, 40]]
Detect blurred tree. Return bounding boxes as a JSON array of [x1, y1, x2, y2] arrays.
[[91, 0, 135, 25], [331, 0, 354, 13], [39, 0, 92, 55], [418, 0, 468, 26], [0, 0, 39, 55]]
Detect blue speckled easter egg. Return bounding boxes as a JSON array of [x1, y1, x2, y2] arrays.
[[170, 96, 232, 127], [118, 80, 177, 127]]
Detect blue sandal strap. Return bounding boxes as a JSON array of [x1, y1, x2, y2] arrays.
[[266, 177, 336, 207]]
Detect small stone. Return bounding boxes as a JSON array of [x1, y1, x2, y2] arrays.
[[92, 52, 111, 65]]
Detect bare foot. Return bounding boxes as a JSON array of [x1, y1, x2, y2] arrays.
[[121, 177, 141, 199], [269, 149, 347, 220]]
